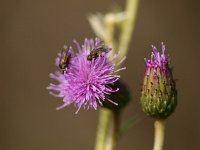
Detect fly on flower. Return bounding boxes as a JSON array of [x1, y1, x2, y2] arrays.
[[58, 46, 72, 74], [47, 38, 126, 113], [87, 41, 110, 61]]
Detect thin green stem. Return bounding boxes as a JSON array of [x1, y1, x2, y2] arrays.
[[118, 0, 139, 62], [93, 0, 139, 150], [153, 119, 166, 150], [95, 108, 120, 150], [105, 111, 120, 150], [95, 108, 112, 150]]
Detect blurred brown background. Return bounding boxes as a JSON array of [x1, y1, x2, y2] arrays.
[[1, 0, 200, 149]]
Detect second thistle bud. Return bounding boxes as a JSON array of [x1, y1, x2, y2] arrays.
[[141, 43, 177, 119]]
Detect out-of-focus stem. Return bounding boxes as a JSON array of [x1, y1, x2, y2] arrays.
[[105, 111, 120, 150], [153, 119, 166, 150], [93, 0, 139, 150], [95, 109, 120, 150], [104, 14, 115, 47], [118, 0, 139, 62], [95, 108, 112, 150]]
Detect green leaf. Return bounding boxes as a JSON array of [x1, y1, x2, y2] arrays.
[[119, 115, 139, 137]]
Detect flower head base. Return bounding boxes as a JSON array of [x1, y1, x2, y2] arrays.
[[47, 38, 126, 113], [102, 80, 131, 112], [140, 43, 177, 119]]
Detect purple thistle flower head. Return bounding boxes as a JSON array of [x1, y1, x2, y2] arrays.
[[141, 42, 177, 119], [146, 43, 167, 68], [47, 38, 126, 113]]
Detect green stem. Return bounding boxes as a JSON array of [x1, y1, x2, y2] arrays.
[[118, 0, 139, 62], [95, 108, 112, 150], [153, 119, 166, 150], [94, 108, 120, 150], [93, 0, 139, 150], [105, 111, 120, 150]]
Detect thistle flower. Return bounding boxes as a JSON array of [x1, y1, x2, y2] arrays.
[[140, 43, 177, 119], [47, 38, 126, 113]]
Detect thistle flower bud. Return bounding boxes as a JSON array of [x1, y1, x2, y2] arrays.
[[141, 43, 177, 119]]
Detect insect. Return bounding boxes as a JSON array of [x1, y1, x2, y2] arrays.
[[59, 47, 71, 74], [87, 46, 109, 61]]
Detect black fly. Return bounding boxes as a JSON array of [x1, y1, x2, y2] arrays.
[[87, 45, 109, 61], [59, 47, 71, 74]]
